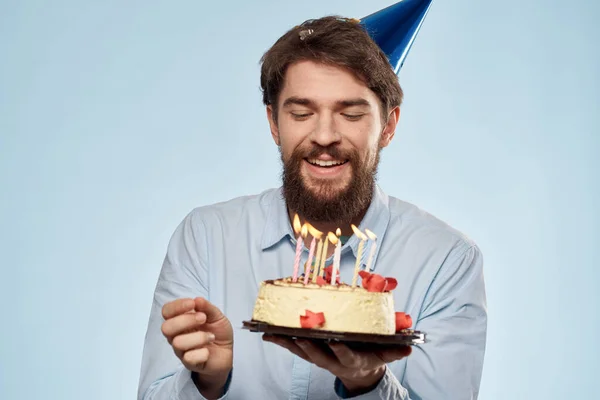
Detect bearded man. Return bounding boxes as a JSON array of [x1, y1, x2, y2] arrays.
[[138, 7, 487, 400]]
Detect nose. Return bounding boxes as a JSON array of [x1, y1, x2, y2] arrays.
[[309, 113, 341, 147]]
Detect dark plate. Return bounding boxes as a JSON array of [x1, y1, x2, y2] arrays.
[[242, 320, 426, 351]]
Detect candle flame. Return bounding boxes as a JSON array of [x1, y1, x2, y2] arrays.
[[293, 214, 302, 235], [307, 223, 323, 239], [351, 224, 367, 241], [336, 228, 341, 236], [365, 229, 377, 241], [301, 224, 308, 238], [327, 231, 338, 244]]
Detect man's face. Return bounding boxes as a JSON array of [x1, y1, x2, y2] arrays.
[[267, 60, 398, 223]]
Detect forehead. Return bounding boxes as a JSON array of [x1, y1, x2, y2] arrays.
[[280, 60, 379, 107]]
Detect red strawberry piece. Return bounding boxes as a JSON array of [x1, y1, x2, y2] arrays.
[[384, 278, 398, 291], [300, 310, 326, 329], [359, 270, 398, 292], [395, 312, 413, 332], [359, 270, 373, 289], [365, 274, 387, 292], [324, 265, 341, 284], [316, 276, 327, 286]]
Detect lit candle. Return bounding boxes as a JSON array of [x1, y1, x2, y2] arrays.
[[331, 228, 341, 285], [317, 232, 331, 278], [328, 231, 339, 284], [364, 229, 377, 272], [304, 224, 321, 285], [351, 224, 367, 288], [312, 232, 323, 283], [292, 215, 307, 282]]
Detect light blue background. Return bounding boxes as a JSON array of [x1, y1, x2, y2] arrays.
[[1, 0, 598, 399]]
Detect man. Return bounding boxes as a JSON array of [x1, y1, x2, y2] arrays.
[[138, 5, 487, 400]]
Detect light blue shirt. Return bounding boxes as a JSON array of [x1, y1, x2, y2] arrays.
[[138, 186, 487, 400]]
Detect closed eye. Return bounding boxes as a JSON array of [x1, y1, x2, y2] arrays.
[[342, 113, 364, 121], [291, 112, 313, 120]]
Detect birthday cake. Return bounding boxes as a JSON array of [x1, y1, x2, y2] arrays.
[[251, 217, 413, 335]]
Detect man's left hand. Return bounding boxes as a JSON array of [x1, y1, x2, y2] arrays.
[[263, 335, 411, 395]]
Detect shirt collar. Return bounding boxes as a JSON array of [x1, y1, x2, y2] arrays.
[[261, 186, 391, 272], [343, 185, 390, 272], [260, 188, 293, 250]]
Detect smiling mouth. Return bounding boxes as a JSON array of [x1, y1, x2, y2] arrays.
[[306, 158, 349, 167]]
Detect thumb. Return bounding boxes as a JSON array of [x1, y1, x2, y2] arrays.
[[194, 297, 225, 323]]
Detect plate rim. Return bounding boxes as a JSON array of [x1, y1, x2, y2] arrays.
[[242, 320, 427, 345]]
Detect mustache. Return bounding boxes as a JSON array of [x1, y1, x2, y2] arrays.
[[294, 145, 352, 160]]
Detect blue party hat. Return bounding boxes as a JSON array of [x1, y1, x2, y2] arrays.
[[359, 0, 433, 74]]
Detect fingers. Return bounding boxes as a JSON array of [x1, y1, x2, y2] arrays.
[[194, 297, 226, 324], [262, 335, 310, 362], [263, 335, 412, 376], [161, 312, 207, 342], [182, 347, 210, 370], [172, 331, 216, 358], [162, 298, 195, 320], [328, 342, 411, 368], [295, 339, 341, 372], [377, 345, 412, 363], [328, 342, 359, 368]]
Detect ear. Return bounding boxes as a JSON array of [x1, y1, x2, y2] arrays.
[[379, 106, 400, 148], [266, 105, 280, 146]]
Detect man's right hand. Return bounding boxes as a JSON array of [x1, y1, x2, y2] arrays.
[[161, 297, 233, 398]]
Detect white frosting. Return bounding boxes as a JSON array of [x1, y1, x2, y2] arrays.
[[252, 279, 396, 335]]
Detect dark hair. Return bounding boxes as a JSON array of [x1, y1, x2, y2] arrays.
[[259, 16, 403, 122]]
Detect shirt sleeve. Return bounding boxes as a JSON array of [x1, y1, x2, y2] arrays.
[[334, 241, 487, 399], [137, 209, 232, 400]]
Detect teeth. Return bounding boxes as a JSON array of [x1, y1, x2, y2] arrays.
[[308, 159, 346, 167]]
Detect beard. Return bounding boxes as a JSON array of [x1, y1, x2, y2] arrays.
[[280, 144, 380, 223]]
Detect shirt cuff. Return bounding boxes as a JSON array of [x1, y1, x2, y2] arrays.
[[334, 366, 409, 400], [173, 367, 232, 400]]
